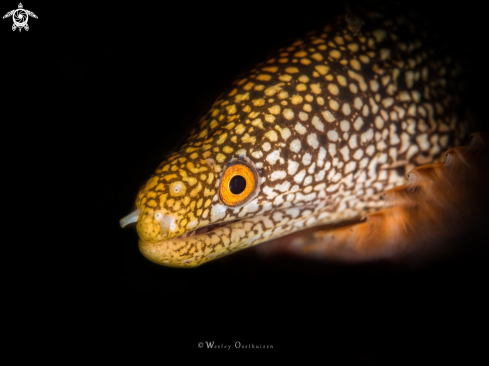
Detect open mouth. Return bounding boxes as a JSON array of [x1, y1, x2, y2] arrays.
[[172, 220, 240, 240]]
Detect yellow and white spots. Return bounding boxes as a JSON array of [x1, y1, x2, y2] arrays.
[[121, 5, 469, 268]]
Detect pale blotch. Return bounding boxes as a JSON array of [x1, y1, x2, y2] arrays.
[[327, 130, 339, 142], [365, 145, 375, 156], [317, 147, 327, 167], [406, 144, 419, 160], [315, 170, 326, 181], [315, 65, 329, 75], [283, 108, 294, 120], [330, 49, 341, 59], [399, 91, 411, 102], [353, 97, 363, 110], [382, 97, 394, 108], [270, 170, 287, 181], [389, 147, 398, 163], [375, 116, 385, 129], [405, 70, 414, 89], [304, 176, 313, 186], [369, 97, 379, 114], [361, 128, 374, 144], [276, 181, 291, 192], [265, 130, 278, 141], [340, 120, 350, 132], [216, 153, 226, 163], [269, 105, 281, 115], [285, 67, 299, 74], [262, 66, 278, 73], [344, 161, 357, 175], [350, 59, 361, 71], [439, 135, 449, 148], [416, 133, 430, 151], [308, 162, 316, 174], [389, 123, 401, 145], [322, 110, 335, 123], [278, 91, 289, 100], [312, 116, 324, 131], [342, 103, 351, 116], [362, 104, 370, 117], [329, 99, 339, 111], [353, 116, 364, 131], [327, 83, 339, 95], [276, 126, 292, 140], [307, 133, 319, 149], [222, 146, 233, 154], [251, 118, 263, 128], [236, 148, 247, 157], [257, 74, 272, 81], [328, 143, 336, 157], [251, 151, 263, 159], [302, 153, 312, 165], [349, 83, 358, 94], [310, 83, 322, 94], [295, 122, 307, 135], [353, 149, 363, 160], [290, 139, 302, 153], [288, 160, 299, 175], [311, 52, 323, 61], [407, 104, 417, 117], [337, 75, 347, 87], [299, 112, 309, 121], [340, 145, 350, 161], [262, 142, 271, 151], [291, 95, 303, 105], [369, 79, 379, 92], [347, 43, 359, 52], [235, 124, 246, 134], [349, 135, 358, 149], [359, 55, 370, 64], [266, 150, 282, 165], [294, 169, 306, 184]]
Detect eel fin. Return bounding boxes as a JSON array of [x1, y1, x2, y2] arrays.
[[256, 133, 489, 262]]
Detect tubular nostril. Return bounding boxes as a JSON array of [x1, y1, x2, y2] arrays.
[[120, 209, 141, 228]]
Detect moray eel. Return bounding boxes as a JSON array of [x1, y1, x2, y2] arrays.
[[120, 6, 477, 268]]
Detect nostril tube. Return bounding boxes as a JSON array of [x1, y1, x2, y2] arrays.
[[120, 209, 141, 228]]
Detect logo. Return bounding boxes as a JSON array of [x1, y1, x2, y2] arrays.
[[3, 3, 37, 32]]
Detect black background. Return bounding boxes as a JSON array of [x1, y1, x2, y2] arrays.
[[3, 0, 488, 362]]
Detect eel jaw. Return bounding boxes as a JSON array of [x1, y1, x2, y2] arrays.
[[136, 201, 353, 268], [138, 217, 257, 268]]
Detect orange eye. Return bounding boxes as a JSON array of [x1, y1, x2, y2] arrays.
[[219, 162, 259, 207]]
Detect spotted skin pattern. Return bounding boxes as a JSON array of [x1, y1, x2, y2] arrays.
[[130, 9, 468, 267]]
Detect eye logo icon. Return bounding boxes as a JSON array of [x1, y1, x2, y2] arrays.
[[3, 3, 37, 32]]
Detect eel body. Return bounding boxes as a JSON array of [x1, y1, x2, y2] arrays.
[[120, 5, 486, 268]]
